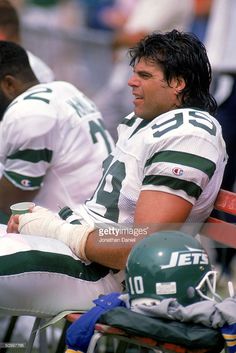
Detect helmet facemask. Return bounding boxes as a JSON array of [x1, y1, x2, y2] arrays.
[[195, 270, 222, 302]]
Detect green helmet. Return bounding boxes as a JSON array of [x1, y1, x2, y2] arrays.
[[125, 231, 219, 306]]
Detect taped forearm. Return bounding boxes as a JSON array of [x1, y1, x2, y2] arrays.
[[18, 207, 94, 261]]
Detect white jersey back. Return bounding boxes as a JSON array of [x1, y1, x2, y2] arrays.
[[79, 108, 227, 227], [0, 81, 114, 211]]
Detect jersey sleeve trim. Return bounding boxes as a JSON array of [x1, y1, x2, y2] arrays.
[[3, 170, 44, 190], [145, 150, 216, 179], [7, 148, 53, 163], [143, 174, 202, 199]]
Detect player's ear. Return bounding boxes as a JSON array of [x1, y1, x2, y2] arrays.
[[0, 75, 19, 100], [175, 76, 186, 95]]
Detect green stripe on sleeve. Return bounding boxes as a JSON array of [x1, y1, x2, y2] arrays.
[[143, 175, 202, 199], [4, 170, 44, 189], [7, 148, 53, 163], [145, 150, 216, 178]]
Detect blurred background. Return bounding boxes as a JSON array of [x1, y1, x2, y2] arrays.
[[15, 0, 116, 97]]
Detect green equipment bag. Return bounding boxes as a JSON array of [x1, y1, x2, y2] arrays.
[[99, 307, 225, 351]]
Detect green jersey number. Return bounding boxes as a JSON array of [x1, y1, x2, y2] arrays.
[[24, 87, 112, 154], [152, 111, 217, 137], [89, 119, 112, 154], [94, 158, 126, 222], [24, 88, 52, 104]]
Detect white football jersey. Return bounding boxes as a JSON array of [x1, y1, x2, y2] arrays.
[[0, 81, 114, 211], [77, 108, 227, 228]]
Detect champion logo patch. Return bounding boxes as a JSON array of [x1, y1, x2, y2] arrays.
[[172, 167, 184, 176], [21, 179, 31, 187]]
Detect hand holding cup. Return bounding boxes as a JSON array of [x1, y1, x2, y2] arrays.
[[7, 202, 35, 233]]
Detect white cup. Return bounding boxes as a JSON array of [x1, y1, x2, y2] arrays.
[[10, 202, 35, 215]]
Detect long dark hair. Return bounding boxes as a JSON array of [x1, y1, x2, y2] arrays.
[[129, 29, 217, 115]]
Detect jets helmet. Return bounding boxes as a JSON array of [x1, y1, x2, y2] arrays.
[[125, 231, 220, 306]]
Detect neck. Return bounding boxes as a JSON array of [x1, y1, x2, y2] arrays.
[[15, 79, 39, 97]]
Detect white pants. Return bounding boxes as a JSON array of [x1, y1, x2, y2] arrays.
[[0, 233, 124, 317]]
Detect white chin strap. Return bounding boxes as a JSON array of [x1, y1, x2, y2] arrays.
[[131, 298, 161, 307]]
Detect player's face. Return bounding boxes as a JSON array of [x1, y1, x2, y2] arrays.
[[128, 58, 182, 120]]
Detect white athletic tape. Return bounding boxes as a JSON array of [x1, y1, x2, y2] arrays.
[[18, 206, 94, 261]]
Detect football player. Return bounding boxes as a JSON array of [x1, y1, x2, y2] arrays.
[[1, 30, 227, 316], [0, 41, 114, 219]]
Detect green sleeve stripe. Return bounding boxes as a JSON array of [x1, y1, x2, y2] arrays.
[[7, 148, 53, 163], [143, 175, 202, 199], [145, 150, 216, 178], [4, 170, 44, 188]]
